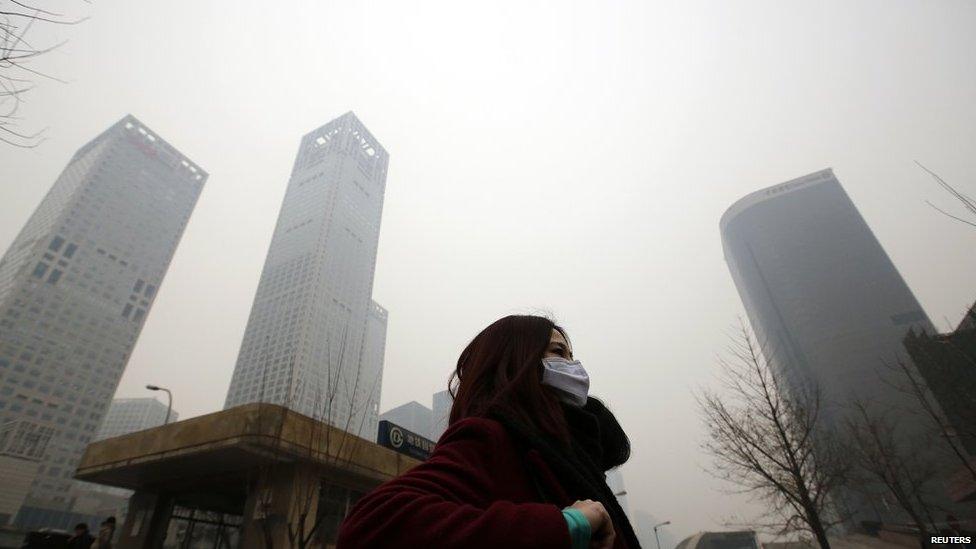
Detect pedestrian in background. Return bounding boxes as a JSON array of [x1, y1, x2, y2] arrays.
[[67, 523, 94, 549], [338, 314, 641, 549], [91, 516, 115, 549]]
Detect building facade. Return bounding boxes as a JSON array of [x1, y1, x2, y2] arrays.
[[379, 401, 432, 440], [903, 299, 976, 455], [674, 531, 760, 549], [719, 168, 937, 524], [0, 419, 54, 525], [360, 301, 388, 440], [224, 112, 389, 442], [96, 397, 178, 441], [720, 169, 933, 417], [430, 389, 451, 441], [0, 115, 205, 524], [606, 467, 630, 518], [74, 403, 422, 548]]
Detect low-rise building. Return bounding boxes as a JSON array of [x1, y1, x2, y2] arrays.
[[0, 420, 53, 525], [378, 400, 432, 440], [75, 403, 420, 548], [675, 531, 760, 549]]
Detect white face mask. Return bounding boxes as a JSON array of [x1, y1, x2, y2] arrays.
[[541, 356, 590, 407]]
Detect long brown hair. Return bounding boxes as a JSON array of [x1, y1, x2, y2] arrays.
[[448, 315, 570, 442]]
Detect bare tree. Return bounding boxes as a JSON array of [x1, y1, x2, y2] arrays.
[[0, 1, 87, 147], [883, 354, 976, 484], [697, 323, 848, 548], [283, 318, 383, 549], [249, 312, 384, 549], [843, 400, 943, 539]]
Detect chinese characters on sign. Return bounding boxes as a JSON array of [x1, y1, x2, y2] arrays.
[[377, 420, 434, 460]]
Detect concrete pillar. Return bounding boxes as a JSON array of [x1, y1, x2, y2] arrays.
[[116, 491, 173, 549], [241, 464, 322, 549]]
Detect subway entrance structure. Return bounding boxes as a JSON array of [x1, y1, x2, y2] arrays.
[[75, 403, 420, 548]]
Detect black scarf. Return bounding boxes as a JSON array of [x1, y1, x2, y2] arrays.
[[491, 397, 642, 549]]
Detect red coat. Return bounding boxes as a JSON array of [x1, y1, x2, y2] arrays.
[[337, 417, 632, 549]]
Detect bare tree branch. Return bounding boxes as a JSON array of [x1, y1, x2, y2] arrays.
[[0, 1, 89, 147], [842, 399, 944, 539], [916, 161, 976, 228], [697, 320, 849, 547]]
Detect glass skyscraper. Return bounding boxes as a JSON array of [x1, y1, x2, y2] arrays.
[[224, 112, 388, 442], [719, 168, 957, 525], [720, 168, 933, 418], [0, 115, 205, 522]]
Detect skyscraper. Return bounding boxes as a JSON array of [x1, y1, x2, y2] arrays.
[[361, 301, 388, 438], [430, 389, 452, 441], [224, 112, 389, 441], [0, 115, 205, 523], [720, 168, 933, 416], [96, 397, 179, 441], [719, 168, 936, 523]]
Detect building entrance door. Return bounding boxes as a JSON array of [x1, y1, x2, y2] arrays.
[[163, 505, 242, 549]]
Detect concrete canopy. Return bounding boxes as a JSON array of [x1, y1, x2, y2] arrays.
[[75, 403, 420, 514]]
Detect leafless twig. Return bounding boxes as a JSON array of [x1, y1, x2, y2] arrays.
[[0, 1, 88, 147]]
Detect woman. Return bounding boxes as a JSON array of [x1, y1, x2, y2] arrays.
[[337, 315, 641, 549]]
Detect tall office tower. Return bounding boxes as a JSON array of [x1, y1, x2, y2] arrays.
[[95, 397, 179, 441], [0, 115, 206, 524], [430, 389, 451, 441], [720, 168, 938, 523], [360, 301, 388, 440], [224, 112, 389, 442]]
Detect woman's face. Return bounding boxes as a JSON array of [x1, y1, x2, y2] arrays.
[[544, 329, 573, 360]]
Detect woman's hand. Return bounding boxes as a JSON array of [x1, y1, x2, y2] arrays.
[[569, 499, 615, 549]]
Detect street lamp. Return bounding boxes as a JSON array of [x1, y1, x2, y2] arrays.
[[145, 384, 172, 425], [653, 520, 671, 549]]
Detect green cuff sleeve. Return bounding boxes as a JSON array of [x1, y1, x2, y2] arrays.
[[561, 508, 592, 549]]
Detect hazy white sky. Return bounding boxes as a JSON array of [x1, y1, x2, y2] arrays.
[[2, 0, 975, 542]]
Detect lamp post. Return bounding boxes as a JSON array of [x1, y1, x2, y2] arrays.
[[145, 384, 172, 425], [653, 520, 670, 549]]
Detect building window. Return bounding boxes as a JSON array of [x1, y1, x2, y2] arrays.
[[63, 243, 78, 258], [47, 270, 63, 284], [32, 263, 49, 278], [122, 304, 132, 319], [49, 236, 65, 252]]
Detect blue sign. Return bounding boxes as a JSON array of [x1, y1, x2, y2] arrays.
[[377, 420, 434, 460]]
